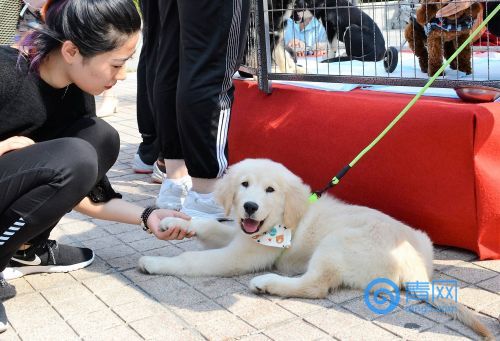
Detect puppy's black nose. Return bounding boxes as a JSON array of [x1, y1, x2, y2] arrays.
[[243, 201, 259, 215]]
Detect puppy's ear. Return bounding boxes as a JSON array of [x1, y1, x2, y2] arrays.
[[214, 168, 236, 216], [283, 173, 311, 229]]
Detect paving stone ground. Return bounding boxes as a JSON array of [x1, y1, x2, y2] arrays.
[[2, 73, 499, 340]]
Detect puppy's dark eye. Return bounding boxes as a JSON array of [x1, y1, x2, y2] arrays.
[[241, 181, 249, 188], [266, 186, 275, 193]]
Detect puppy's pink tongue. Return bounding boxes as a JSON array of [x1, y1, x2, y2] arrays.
[[242, 218, 260, 233]]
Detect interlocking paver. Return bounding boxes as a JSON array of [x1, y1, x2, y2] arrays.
[[416, 325, 471, 341], [81, 234, 125, 251], [373, 309, 436, 339], [304, 305, 367, 336], [66, 309, 125, 337], [238, 333, 273, 340], [433, 248, 477, 271], [4, 292, 49, 313], [182, 276, 248, 299], [83, 325, 143, 341], [173, 300, 257, 340], [100, 222, 138, 235], [115, 229, 151, 244], [480, 300, 500, 319], [111, 299, 165, 324], [0, 327, 21, 341], [473, 259, 500, 273], [6, 294, 79, 340], [94, 243, 137, 261], [94, 284, 149, 307], [442, 261, 498, 284], [2, 72, 499, 340], [104, 252, 142, 271], [263, 319, 330, 340], [136, 276, 208, 308], [343, 296, 402, 321], [141, 244, 184, 257], [272, 296, 335, 316], [129, 314, 202, 341], [42, 283, 107, 318], [454, 286, 500, 312], [7, 277, 35, 296], [476, 274, 500, 293], [331, 319, 400, 340], [215, 292, 297, 329], [26, 273, 76, 291], [127, 236, 171, 252], [406, 303, 453, 323]]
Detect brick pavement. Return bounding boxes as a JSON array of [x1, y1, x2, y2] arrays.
[[2, 73, 499, 340]]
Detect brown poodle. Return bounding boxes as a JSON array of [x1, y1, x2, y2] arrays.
[[404, 1, 481, 76]]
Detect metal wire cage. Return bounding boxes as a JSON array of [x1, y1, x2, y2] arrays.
[[240, 0, 500, 92], [0, 0, 21, 45]]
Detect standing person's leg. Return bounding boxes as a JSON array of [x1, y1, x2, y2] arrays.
[[153, 0, 193, 210], [6, 117, 120, 279], [134, 0, 160, 174], [176, 0, 250, 217], [0, 139, 98, 280], [484, 1, 500, 36]]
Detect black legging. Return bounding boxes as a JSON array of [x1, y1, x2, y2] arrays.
[[0, 117, 119, 271], [151, 0, 250, 178], [136, 0, 160, 164]]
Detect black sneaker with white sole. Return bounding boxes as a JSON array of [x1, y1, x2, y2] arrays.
[[3, 240, 94, 280]]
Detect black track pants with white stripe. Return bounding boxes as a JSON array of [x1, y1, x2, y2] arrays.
[[0, 118, 119, 271], [152, 0, 250, 178]]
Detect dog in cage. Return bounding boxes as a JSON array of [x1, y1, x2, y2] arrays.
[[404, 0, 482, 76], [269, 0, 387, 73], [299, 0, 387, 63]]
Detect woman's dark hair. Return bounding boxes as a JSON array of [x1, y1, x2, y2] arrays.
[[20, 0, 141, 72]]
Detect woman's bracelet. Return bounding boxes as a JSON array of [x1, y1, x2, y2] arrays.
[[140, 205, 158, 234]]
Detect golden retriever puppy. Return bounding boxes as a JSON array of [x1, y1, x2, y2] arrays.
[[139, 159, 492, 340]]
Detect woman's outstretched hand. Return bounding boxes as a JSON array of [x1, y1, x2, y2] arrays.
[[0, 136, 35, 156], [147, 209, 195, 240]]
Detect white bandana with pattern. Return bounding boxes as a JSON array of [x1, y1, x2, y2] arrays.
[[251, 224, 292, 248]]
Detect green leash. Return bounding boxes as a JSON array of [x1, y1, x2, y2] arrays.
[[309, 4, 500, 203]]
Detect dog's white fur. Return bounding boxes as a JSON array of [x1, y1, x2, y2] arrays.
[[139, 159, 493, 340]]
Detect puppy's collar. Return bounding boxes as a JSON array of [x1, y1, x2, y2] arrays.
[[424, 16, 474, 36], [251, 224, 292, 248]]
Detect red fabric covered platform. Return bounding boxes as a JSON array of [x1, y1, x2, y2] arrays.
[[229, 80, 500, 260]]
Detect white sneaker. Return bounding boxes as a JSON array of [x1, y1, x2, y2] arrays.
[[132, 153, 154, 174], [156, 176, 192, 210], [181, 191, 225, 219], [151, 161, 167, 183]]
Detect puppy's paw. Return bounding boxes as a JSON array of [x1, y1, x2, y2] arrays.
[[458, 66, 472, 75], [249, 273, 283, 295], [284, 63, 306, 74], [293, 65, 306, 74], [138, 256, 168, 275], [159, 217, 191, 232]]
